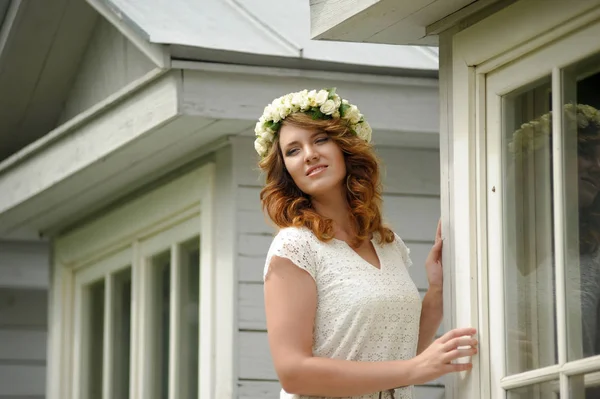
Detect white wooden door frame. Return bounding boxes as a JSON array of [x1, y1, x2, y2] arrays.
[[445, 1, 600, 398], [46, 163, 230, 399]]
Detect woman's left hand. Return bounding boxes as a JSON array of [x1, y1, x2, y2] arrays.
[[425, 219, 443, 290]]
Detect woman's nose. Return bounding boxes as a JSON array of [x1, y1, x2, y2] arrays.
[[304, 146, 319, 163]]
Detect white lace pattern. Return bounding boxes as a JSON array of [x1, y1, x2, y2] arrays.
[[264, 227, 422, 399]]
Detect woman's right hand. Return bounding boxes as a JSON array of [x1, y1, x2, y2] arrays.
[[409, 327, 478, 385]]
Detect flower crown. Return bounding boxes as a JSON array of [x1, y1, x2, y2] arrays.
[[254, 87, 372, 157], [509, 103, 600, 155]]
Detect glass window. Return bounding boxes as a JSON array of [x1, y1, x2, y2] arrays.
[[86, 279, 105, 399], [570, 371, 600, 398], [181, 238, 200, 399], [112, 269, 132, 399], [560, 60, 600, 364], [507, 380, 559, 399], [150, 251, 171, 399], [503, 77, 556, 374]]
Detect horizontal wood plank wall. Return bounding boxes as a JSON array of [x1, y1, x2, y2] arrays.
[[0, 288, 47, 398], [0, 241, 49, 289], [233, 137, 444, 398]]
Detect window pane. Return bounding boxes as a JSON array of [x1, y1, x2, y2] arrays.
[[112, 268, 132, 399], [151, 251, 171, 399], [507, 380, 559, 399], [180, 238, 200, 399], [504, 77, 556, 374], [570, 371, 600, 399], [87, 279, 105, 399], [559, 58, 600, 363]]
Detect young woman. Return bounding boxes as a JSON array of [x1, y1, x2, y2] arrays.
[[255, 88, 477, 399]]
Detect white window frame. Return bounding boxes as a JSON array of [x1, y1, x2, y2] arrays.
[[443, 1, 600, 398], [46, 163, 229, 399]]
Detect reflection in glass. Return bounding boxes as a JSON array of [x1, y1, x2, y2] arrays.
[[112, 268, 132, 399], [561, 66, 600, 368], [504, 77, 556, 374], [87, 279, 105, 399], [571, 371, 600, 398], [152, 251, 171, 399], [181, 238, 200, 399], [507, 380, 559, 399]]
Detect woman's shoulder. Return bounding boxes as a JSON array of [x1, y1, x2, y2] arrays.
[[389, 231, 413, 268]]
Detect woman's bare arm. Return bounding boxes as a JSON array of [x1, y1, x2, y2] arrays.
[[416, 287, 443, 354], [264, 256, 477, 397]]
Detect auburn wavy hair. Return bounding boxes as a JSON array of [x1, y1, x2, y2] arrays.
[[258, 113, 394, 247]]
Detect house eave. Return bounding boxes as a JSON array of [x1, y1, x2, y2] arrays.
[[0, 62, 440, 241], [309, 0, 506, 45]]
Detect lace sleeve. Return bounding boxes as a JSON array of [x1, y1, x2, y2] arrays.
[[394, 233, 413, 269], [263, 228, 317, 281]]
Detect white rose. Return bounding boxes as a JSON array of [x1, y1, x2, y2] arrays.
[[315, 90, 329, 106], [333, 95, 341, 109], [307, 90, 318, 107], [344, 105, 362, 124], [332, 111, 341, 119], [254, 121, 264, 135], [254, 137, 269, 157], [265, 104, 280, 122], [354, 121, 372, 142], [342, 99, 349, 105], [277, 104, 289, 120], [299, 93, 311, 110], [320, 99, 337, 115], [291, 92, 304, 108], [260, 128, 275, 143]]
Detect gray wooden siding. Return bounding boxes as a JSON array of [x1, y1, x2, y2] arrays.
[[0, 241, 49, 399], [0, 288, 48, 399], [58, 16, 156, 123], [233, 137, 445, 398]]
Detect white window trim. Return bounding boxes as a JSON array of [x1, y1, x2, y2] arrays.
[[444, 1, 600, 398], [46, 163, 229, 399]]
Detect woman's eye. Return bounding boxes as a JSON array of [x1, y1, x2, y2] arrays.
[[286, 148, 298, 156], [316, 137, 329, 144]]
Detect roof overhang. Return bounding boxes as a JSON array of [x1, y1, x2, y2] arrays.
[[310, 0, 506, 45], [0, 63, 439, 240]]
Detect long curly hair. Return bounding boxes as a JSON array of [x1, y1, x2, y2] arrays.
[[258, 113, 394, 247]]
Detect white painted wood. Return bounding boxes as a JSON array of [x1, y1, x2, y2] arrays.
[[0, 240, 49, 289], [181, 66, 439, 135], [309, 0, 483, 45], [55, 165, 209, 266], [50, 164, 218, 399], [448, 27, 480, 399], [0, 71, 180, 236], [168, 244, 182, 399], [213, 145, 238, 399], [453, 0, 600, 69], [0, 330, 46, 361], [86, 0, 169, 68], [59, 16, 157, 123], [0, 364, 46, 395]]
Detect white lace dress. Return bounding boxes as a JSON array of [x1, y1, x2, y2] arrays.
[[264, 227, 422, 399]]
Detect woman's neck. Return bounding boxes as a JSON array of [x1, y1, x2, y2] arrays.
[[311, 189, 354, 237]]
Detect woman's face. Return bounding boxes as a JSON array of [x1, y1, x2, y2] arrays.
[[578, 143, 600, 208], [278, 124, 346, 198]]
